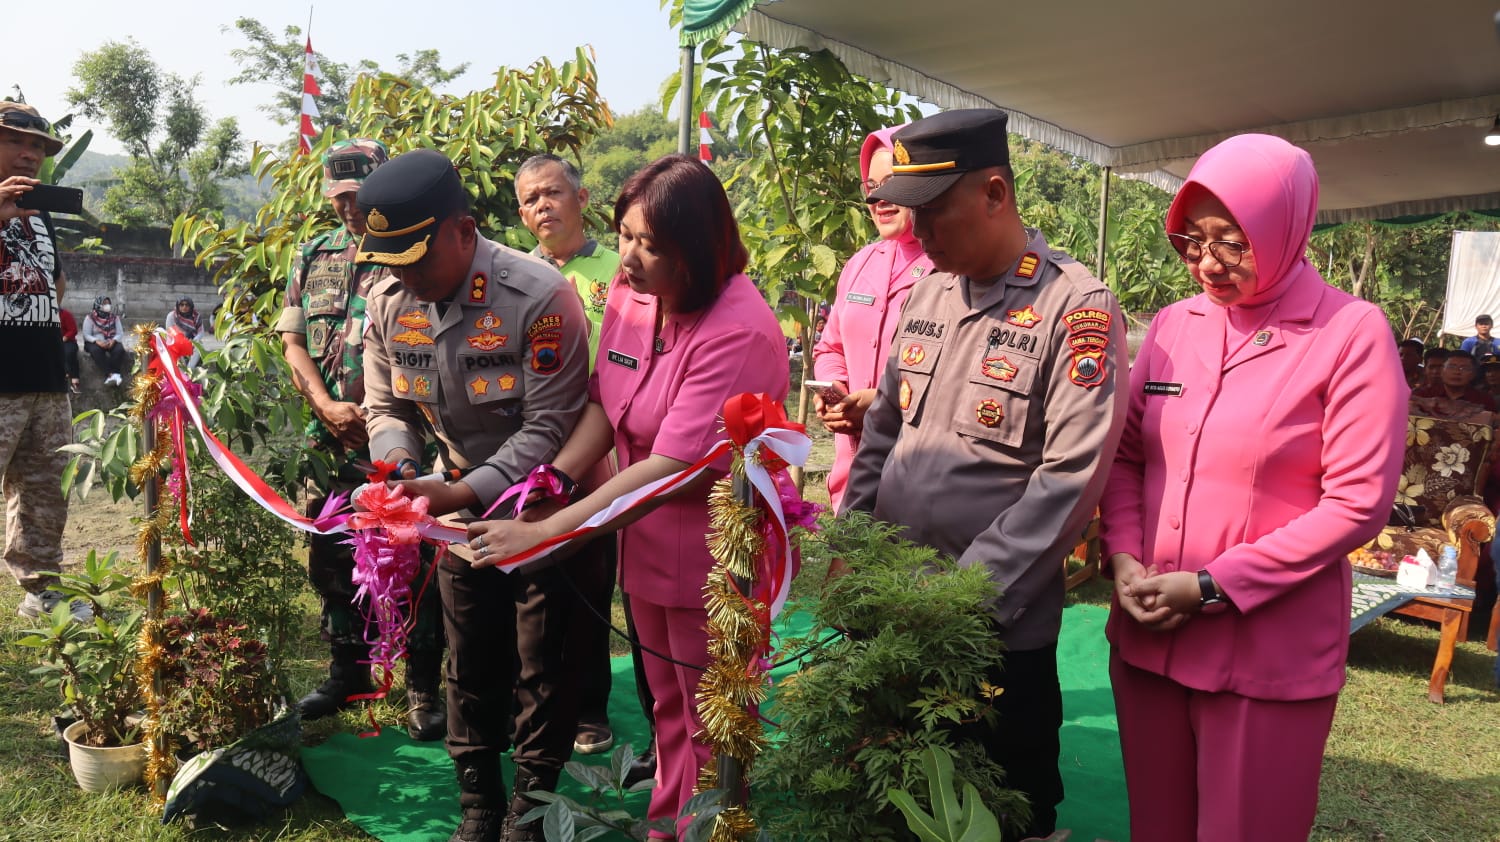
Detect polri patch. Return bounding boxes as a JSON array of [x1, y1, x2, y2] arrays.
[[899, 378, 912, 411], [900, 343, 926, 366], [394, 374, 410, 395], [1143, 381, 1184, 396], [531, 339, 562, 375], [528, 314, 563, 340], [607, 350, 639, 370], [846, 292, 876, 306], [397, 309, 432, 329], [1063, 307, 1111, 389], [975, 398, 1004, 427]]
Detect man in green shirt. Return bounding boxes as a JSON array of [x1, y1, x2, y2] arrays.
[[514, 154, 633, 762]]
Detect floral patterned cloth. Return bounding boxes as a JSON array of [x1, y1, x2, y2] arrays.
[[1395, 414, 1492, 524]]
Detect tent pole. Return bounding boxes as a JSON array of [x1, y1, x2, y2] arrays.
[[677, 45, 696, 156], [1095, 165, 1112, 280]]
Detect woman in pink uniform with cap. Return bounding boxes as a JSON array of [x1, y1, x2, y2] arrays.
[[812, 124, 934, 512], [468, 154, 788, 837], [1099, 134, 1406, 842]]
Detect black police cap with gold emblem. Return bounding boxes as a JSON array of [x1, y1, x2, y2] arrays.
[[355, 149, 470, 266], [867, 109, 1011, 208]]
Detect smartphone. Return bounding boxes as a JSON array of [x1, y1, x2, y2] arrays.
[[16, 184, 84, 215], [804, 379, 848, 405]]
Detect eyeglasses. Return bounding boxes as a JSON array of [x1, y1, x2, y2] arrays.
[[1167, 233, 1250, 268], [0, 111, 51, 133], [861, 174, 892, 196]]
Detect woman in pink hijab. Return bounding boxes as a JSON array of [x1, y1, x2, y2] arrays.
[[812, 125, 935, 511], [1098, 134, 1407, 841]]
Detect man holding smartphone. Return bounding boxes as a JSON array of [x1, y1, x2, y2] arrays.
[[0, 102, 88, 622]]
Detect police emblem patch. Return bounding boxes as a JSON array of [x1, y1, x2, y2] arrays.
[[469, 376, 489, 396], [498, 373, 517, 391], [467, 331, 508, 351], [900, 343, 926, 366], [530, 339, 561, 375], [899, 378, 912, 411], [394, 374, 410, 394], [975, 398, 1004, 428], [1006, 306, 1041, 328], [367, 209, 389, 232], [893, 139, 911, 166], [397, 309, 432, 329], [981, 355, 1018, 382]]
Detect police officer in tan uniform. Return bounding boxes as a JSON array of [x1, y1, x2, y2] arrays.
[[356, 149, 589, 842], [845, 110, 1127, 841]]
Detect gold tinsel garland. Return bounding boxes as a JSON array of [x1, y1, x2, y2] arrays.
[[694, 469, 774, 840], [123, 327, 177, 801]]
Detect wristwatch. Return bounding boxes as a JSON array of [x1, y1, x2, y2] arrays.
[[1197, 570, 1229, 614]]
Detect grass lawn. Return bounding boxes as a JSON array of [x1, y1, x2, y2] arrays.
[[2, 415, 1497, 840]]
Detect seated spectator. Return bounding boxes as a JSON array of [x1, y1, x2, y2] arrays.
[[1397, 338, 1424, 390], [59, 307, 80, 394], [81, 295, 128, 386], [1484, 358, 1500, 401], [164, 296, 206, 368], [1421, 347, 1448, 389], [1414, 353, 1497, 413]]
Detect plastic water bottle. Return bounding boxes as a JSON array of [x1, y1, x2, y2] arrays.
[[1436, 545, 1459, 591]]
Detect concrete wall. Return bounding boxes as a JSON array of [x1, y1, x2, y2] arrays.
[[59, 253, 220, 328]]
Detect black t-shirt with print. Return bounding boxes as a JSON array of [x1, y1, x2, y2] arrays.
[[0, 211, 67, 393]]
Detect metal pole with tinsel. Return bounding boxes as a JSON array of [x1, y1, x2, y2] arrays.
[[694, 394, 820, 841]]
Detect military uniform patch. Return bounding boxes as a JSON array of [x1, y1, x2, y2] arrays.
[[392, 329, 435, 347], [976, 398, 1004, 427], [1006, 305, 1040, 328], [394, 374, 410, 394], [1063, 307, 1111, 389], [1016, 253, 1039, 279], [498, 373, 517, 391], [527, 314, 563, 340], [469, 273, 488, 303], [981, 355, 1018, 382], [901, 343, 926, 366], [413, 376, 432, 398], [469, 376, 488, 396], [531, 339, 561, 375], [899, 378, 912, 410]]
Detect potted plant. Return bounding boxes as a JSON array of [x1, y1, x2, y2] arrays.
[[17, 550, 146, 791], [155, 607, 278, 756]]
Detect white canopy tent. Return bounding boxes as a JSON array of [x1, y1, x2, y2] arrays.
[[1443, 231, 1500, 338], [727, 0, 1500, 226]]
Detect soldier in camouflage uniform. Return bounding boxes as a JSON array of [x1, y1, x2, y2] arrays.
[[274, 139, 446, 740]]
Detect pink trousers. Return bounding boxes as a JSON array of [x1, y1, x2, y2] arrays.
[[1110, 654, 1338, 842], [630, 595, 713, 839]]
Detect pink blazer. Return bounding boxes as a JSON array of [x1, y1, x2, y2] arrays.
[[590, 273, 789, 608], [1099, 270, 1406, 700]]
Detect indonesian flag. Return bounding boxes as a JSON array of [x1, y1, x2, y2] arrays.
[[299, 37, 322, 155], [698, 111, 713, 163]]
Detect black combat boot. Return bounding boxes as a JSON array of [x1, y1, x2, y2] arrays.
[[297, 644, 373, 720], [502, 765, 560, 842], [406, 650, 447, 741], [450, 755, 505, 842], [624, 736, 657, 787]]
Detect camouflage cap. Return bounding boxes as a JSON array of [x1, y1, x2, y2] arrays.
[[0, 102, 64, 157], [322, 138, 390, 198]]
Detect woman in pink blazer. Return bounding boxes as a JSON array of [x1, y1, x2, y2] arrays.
[[1098, 134, 1407, 842], [469, 155, 789, 837], [812, 125, 934, 512]]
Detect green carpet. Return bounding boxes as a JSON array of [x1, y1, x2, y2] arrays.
[[303, 604, 1127, 841]]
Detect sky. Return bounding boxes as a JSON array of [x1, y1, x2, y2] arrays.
[[10, 0, 686, 156]]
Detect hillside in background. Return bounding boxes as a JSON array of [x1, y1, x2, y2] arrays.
[[60, 150, 272, 225]]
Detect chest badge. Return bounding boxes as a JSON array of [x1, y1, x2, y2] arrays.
[[975, 398, 1005, 428], [981, 355, 1018, 382], [1006, 305, 1041, 328], [900, 342, 926, 366], [392, 329, 435, 347], [1253, 329, 1272, 346], [911, 265, 926, 278], [394, 374, 410, 395], [397, 309, 432, 330], [899, 377, 913, 411], [498, 373, 517, 391], [469, 376, 489, 396], [1015, 252, 1040, 279], [413, 376, 432, 398], [467, 311, 508, 351]]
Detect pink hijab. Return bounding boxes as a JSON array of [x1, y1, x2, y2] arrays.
[[1164, 133, 1321, 309], [859, 124, 920, 248]]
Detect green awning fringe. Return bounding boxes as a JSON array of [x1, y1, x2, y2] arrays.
[[680, 0, 758, 46]]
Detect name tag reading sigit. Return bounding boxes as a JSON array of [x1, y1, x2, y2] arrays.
[[607, 350, 639, 370], [1143, 381, 1184, 396]]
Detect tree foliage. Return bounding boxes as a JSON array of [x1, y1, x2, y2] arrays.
[[580, 107, 677, 212], [224, 17, 470, 132], [66, 39, 245, 227]]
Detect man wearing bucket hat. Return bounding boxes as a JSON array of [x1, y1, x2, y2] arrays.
[[0, 102, 92, 623], [276, 139, 447, 742], [357, 148, 589, 842], [843, 109, 1127, 841]]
